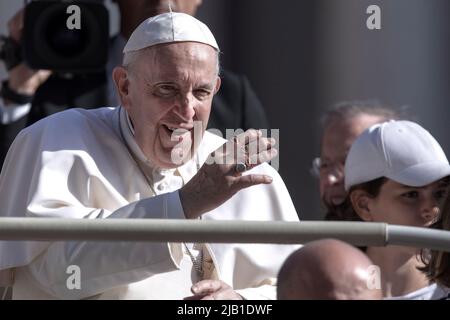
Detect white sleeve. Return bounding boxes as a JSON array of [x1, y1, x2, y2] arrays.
[[0, 96, 31, 124], [236, 284, 277, 300], [0, 126, 186, 299], [20, 191, 186, 299]]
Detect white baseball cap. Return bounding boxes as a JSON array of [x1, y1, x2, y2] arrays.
[[123, 12, 219, 54], [345, 120, 450, 191]]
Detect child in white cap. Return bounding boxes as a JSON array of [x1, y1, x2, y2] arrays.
[[344, 120, 450, 299]]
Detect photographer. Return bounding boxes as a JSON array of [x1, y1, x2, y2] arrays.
[[0, 2, 109, 167], [0, 9, 51, 166]]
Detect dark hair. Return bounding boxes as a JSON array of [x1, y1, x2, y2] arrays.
[[420, 182, 450, 287], [324, 177, 387, 221], [324, 177, 387, 253], [320, 100, 414, 130]]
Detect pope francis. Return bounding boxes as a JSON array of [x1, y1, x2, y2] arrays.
[[0, 12, 299, 300]]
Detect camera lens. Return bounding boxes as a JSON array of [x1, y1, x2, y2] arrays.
[[44, 9, 89, 58], [24, 1, 109, 72]]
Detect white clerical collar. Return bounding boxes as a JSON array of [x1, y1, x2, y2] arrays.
[[125, 107, 135, 136], [118, 106, 198, 183]]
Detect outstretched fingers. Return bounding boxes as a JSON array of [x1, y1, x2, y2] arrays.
[[233, 174, 273, 191]]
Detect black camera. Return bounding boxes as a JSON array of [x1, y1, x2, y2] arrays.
[[0, 36, 23, 70], [1, 0, 109, 73]]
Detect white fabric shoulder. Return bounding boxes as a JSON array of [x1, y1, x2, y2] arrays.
[[0, 107, 183, 271], [386, 283, 450, 300], [0, 97, 31, 124]]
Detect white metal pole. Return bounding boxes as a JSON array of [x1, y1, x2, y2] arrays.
[[0, 218, 449, 251]]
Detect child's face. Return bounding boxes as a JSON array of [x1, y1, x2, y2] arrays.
[[367, 179, 448, 227]]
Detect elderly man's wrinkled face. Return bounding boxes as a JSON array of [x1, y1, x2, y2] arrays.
[[320, 114, 386, 208], [115, 42, 220, 168]]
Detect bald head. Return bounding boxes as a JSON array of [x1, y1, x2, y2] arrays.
[[277, 239, 382, 300]]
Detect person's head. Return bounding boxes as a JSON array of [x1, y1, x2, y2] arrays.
[[318, 101, 402, 214], [113, 13, 221, 169], [277, 239, 382, 300], [421, 188, 450, 287], [344, 121, 450, 239]]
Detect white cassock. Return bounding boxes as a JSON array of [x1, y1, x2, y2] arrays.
[[0, 107, 300, 300]]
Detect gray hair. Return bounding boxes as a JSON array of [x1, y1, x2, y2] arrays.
[[123, 45, 221, 76], [320, 100, 414, 128]]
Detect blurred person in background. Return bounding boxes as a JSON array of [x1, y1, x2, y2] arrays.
[[277, 239, 382, 300], [312, 101, 402, 220]]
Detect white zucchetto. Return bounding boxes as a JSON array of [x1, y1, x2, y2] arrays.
[[123, 12, 219, 53]]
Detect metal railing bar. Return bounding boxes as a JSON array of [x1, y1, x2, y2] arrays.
[[0, 218, 448, 251]]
